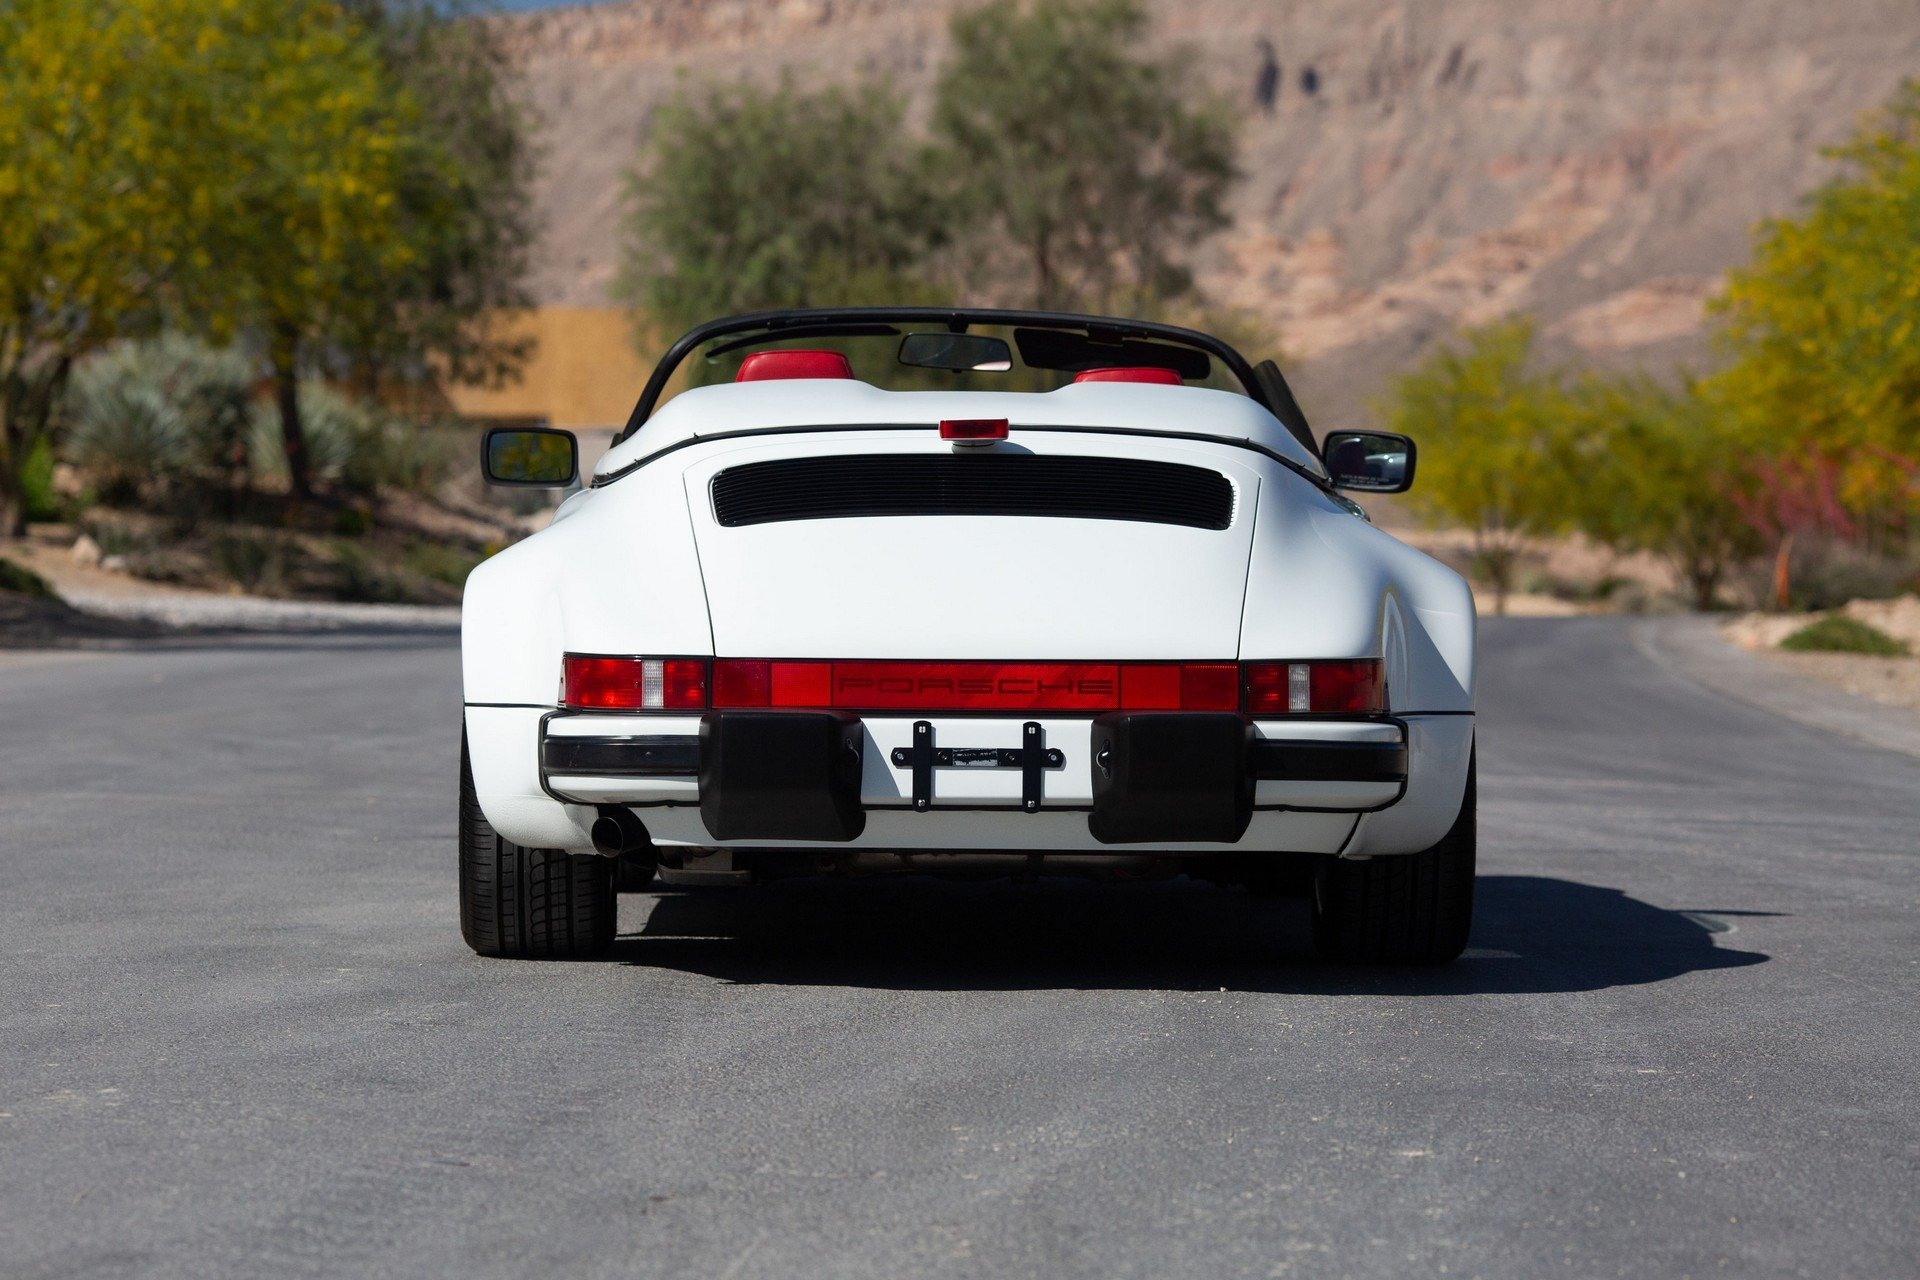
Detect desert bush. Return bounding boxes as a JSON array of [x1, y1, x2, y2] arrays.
[[78, 517, 149, 560], [250, 385, 457, 497], [208, 530, 295, 594], [350, 418, 465, 495], [250, 383, 370, 488], [66, 335, 255, 503], [66, 378, 191, 504], [328, 543, 412, 602], [406, 539, 482, 587], [0, 557, 55, 599], [20, 439, 62, 523], [1780, 615, 1909, 656]]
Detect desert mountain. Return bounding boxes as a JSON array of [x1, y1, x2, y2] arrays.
[[498, 0, 1920, 424]]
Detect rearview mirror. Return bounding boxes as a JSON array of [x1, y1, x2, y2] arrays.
[[1323, 431, 1416, 494], [898, 331, 1013, 372], [482, 426, 578, 488]]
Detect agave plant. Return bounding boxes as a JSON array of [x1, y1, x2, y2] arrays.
[[67, 336, 256, 501]]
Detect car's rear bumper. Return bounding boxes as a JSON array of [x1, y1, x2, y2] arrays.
[[466, 705, 1470, 857]]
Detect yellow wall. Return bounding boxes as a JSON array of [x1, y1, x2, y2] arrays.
[[444, 308, 656, 430]]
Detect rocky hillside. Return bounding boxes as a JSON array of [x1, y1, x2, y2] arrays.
[[499, 0, 1920, 423]]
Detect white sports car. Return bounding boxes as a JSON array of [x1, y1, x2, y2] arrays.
[[461, 308, 1476, 963]]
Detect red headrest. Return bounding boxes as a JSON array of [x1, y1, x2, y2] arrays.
[[736, 349, 856, 382], [1073, 366, 1183, 385]]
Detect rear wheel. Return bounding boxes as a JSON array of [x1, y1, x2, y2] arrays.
[[459, 733, 615, 959], [1311, 753, 1475, 964]]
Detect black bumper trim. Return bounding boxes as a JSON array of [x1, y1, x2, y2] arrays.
[[1249, 738, 1407, 784], [541, 734, 700, 777]]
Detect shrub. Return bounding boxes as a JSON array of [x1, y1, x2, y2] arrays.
[[66, 378, 190, 503], [1779, 615, 1910, 656], [0, 557, 56, 599], [250, 387, 455, 497], [66, 336, 255, 498], [207, 531, 294, 594], [20, 439, 62, 523], [328, 543, 412, 602], [251, 383, 368, 488], [79, 517, 148, 560], [365, 420, 463, 495], [406, 539, 482, 587]]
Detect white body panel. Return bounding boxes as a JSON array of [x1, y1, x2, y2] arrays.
[[681, 431, 1260, 660], [463, 378, 1475, 859]]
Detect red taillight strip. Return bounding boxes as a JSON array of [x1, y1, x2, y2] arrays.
[[711, 659, 1243, 712], [1241, 659, 1383, 715], [565, 656, 1383, 714], [562, 655, 708, 710]]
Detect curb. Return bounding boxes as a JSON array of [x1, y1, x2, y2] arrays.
[[1633, 614, 1920, 762]]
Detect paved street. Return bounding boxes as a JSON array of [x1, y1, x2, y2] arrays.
[[1, 617, 1914, 1278]]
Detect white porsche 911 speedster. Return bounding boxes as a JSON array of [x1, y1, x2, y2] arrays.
[[461, 308, 1476, 963]]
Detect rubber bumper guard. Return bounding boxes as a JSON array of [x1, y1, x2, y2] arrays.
[[699, 711, 866, 842]]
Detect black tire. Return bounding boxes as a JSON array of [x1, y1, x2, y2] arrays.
[[1311, 752, 1475, 964], [459, 733, 615, 959]]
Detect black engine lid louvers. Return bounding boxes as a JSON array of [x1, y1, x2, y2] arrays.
[[710, 453, 1234, 530]]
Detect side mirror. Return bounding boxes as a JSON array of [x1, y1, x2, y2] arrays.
[[482, 426, 577, 488], [1322, 430, 1416, 494]]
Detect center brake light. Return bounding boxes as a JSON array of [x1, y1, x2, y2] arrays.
[[939, 418, 1009, 443], [562, 656, 1383, 714]]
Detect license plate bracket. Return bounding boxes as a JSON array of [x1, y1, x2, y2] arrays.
[[889, 721, 1064, 812]]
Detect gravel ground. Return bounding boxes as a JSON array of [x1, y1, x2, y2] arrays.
[[1722, 600, 1920, 716], [58, 589, 459, 633]]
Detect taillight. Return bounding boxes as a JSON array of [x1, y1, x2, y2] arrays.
[[1116, 663, 1239, 711], [1241, 660, 1383, 715], [712, 659, 833, 708], [562, 655, 708, 710], [560, 656, 1382, 714], [708, 660, 1241, 712]]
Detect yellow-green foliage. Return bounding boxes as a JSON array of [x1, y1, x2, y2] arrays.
[[1561, 374, 1765, 610], [1710, 80, 1920, 516], [0, 0, 415, 528], [1378, 317, 1572, 612]]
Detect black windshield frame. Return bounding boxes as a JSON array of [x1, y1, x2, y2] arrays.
[[614, 307, 1297, 446]]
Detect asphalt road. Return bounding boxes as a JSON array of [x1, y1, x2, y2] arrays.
[[1, 618, 1914, 1279]]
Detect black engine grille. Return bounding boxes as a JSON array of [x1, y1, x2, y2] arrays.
[[710, 453, 1234, 530]]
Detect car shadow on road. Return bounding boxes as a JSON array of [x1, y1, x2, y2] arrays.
[[612, 873, 1772, 994]]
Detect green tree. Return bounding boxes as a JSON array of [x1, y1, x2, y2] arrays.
[[0, 0, 234, 534], [1563, 374, 1763, 609], [333, 1, 537, 403], [933, 0, 1237, 312], [1711, 79, 1920, 525], [174, 0, 417, 499], [0, 0, 447, 525], [618, 78, 943, 339], [1380, 317, 1572, 615]]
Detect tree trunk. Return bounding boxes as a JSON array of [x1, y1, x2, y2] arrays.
[[1772, 533, 1794, 612], [0, 350, 71, 538], [1033, 227, 1053, 311], [0, 474, 22, 540], [271, 325, 312, 500], [1689, 564, 1721, 612]]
